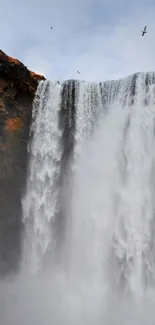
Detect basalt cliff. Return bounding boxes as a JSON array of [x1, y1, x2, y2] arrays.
[[0, 50, 45, 274]]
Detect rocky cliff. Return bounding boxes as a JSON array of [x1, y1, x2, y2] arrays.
[[0, 50, 45, 274]]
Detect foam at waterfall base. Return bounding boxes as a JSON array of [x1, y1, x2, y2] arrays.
[[1, 271, 155, 325]]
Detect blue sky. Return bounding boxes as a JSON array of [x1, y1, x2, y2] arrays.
[[0, 0, 155, 81]]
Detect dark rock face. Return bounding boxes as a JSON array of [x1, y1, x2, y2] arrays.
[[0, 50, 45, 275]]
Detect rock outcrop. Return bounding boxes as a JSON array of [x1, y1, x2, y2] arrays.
[[0, 50, 45, 145], [0, 50, 45, 274]]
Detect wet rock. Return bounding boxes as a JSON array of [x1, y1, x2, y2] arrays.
[[0, 50, 45, 275]]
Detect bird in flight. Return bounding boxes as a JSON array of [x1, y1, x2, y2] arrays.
[[77, 70, 80, 74], [51, 26, 53, 29], [142, 26, 147, 36]]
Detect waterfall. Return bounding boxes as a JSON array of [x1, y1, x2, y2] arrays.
[[2, 72, 155, 325], [21, 80, 63, 273]]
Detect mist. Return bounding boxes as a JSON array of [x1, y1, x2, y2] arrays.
[[1, 75, 155, 324], [1, 271, 155, 325]]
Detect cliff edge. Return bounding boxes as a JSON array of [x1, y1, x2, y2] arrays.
[[0, 50, 45, 274], [0, 49, 45, 143]]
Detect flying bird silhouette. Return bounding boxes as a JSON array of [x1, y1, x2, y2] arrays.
[[77, 70, 80, 74], [51, 26, 53, 29], [142, 26, 147, 36]]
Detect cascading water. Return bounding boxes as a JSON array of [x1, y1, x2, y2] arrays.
[[21, 80, 63, 273], [2, 72, 155, 325]]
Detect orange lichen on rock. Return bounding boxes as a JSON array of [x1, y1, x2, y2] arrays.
[[0, 49, 46, 147], [7, 55, 21, 65], [5, 117, 24, 133], [30, 71, 45, 81], [0, 50, 23, 66], [0, 49, 45, 96]]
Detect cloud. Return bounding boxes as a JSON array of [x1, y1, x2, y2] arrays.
[[0, 0, 155, 80]]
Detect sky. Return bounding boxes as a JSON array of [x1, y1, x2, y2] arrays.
[[0, 0, 155, 81]]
